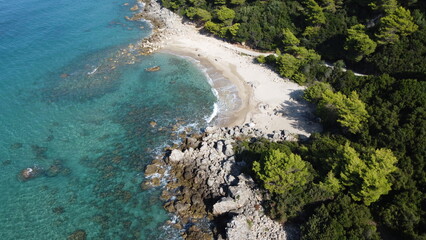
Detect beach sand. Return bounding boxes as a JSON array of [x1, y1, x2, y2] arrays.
[[141, 0, 322, 136]]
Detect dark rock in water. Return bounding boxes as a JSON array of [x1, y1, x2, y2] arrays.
[[52, 206, 65, 214], [184, 225, 213, 240], [79, 129, 90, 137], [46, 164, 61, 177], [46, 160, 71, 177], [10, 143, 23, 150], [2, 160, 12, 166], [31, 145, 48, 159], [67, 229, 87, 240], [19, 166, 44, 181], [97, 134, 111, 141], [122, 220, 132, 230], [46, 135, 55, 142], [62, 167, 71, 176]]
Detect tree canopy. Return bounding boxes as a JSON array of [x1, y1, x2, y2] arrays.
[[253, 149, 311, 194], [318, 89, 369, 134], [344, 24, 377, 61], [376, 6, 419, 44]]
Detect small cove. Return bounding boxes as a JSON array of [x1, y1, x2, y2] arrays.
[[0, 0, 217, 238]]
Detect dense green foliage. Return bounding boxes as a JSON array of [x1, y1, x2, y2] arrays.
[[375, 6, 418, 44], [318, 89, 369, 134], [301, 195, 380, 240], [253, 149, 311, 194], [162, 0, 426, 239], [344, 24, 377, 61]]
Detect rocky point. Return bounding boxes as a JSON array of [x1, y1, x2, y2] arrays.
[[143, 124, 301, 239]]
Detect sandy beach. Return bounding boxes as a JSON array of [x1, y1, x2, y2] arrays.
[[139, 0, 322, 136]]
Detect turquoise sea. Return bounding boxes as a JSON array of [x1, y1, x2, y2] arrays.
[[0, 0, 217, 239]]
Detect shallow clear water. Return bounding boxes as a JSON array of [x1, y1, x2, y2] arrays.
[[0, 0, 216, 238]]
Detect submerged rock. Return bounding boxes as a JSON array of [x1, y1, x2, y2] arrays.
[[67, 229, 87, 240], [31, 145, 48, 159], [52, 206, 65, 214], [10, 142, 23, 150]]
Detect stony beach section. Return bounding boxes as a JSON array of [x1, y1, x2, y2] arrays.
[[129, 0, 321, 136], [126, 0, 320, 239], [143, 125, 298, 239], [128, 0, 189, 54]]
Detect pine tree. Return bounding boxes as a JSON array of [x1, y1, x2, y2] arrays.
[[319, 90, 369, 134], [376, 6, 419, 44], [369, 0, 398, 14], [338, 143, 398, 205], [253, 149, 311, 194], [304, 0, 326, 25], [282, 28, 300, 47], [344, 24, 377, 62]]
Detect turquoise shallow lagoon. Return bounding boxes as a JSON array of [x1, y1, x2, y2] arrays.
[[0, 0, 216, 239]]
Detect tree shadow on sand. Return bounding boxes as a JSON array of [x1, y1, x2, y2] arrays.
[[275, 89, 322, 134]]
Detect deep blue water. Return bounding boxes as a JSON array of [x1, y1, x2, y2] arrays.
[[0, 0, 216, 239]]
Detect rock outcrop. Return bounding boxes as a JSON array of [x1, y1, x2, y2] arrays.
[[143, 124, 299, 239], [125, 0, 189, 55]]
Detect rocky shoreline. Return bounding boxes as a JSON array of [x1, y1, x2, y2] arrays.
[[128, 0, 306, 239], [143, 125, 299, 239], [128, 0, 192, 54]]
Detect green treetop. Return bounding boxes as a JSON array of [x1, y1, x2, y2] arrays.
[[304, 82, 333, 103], [188, 0, 207, 7], [376, 6, 419, 44], [369, 0, 398, 14], [282, 28, 300, 47], [214, 0, 226, 5], [186, 7, 212, 22], [303, 0, 326, 25], [216, 6, 235, 26], [253, 149, 311, 194], [338, 144, 398, 205], [344, 24, 377, 62], [230, 0, 245, 5], [319, 90, 369, 134], [319, 0, 342, 13], [276, 54, 300, 79], [301, 195, 380, 240]]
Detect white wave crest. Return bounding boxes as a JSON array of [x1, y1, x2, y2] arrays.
[[205, 102, 219, 123]]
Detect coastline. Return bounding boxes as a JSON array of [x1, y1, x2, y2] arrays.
[[161, 48, 252, 127], [136, 0, 322, 136], [133, 0, 320, 239]]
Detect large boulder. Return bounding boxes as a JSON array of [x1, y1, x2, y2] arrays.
[[212, 197, 239, 215], [169, 149, 184, 162]]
